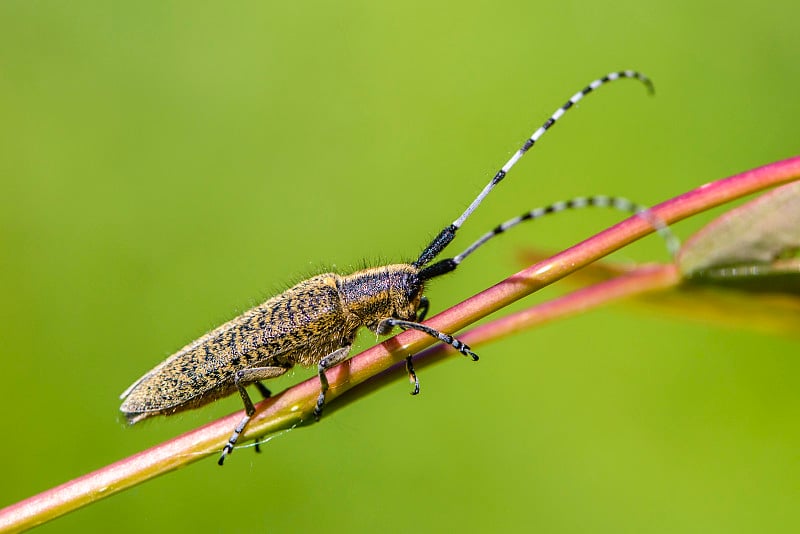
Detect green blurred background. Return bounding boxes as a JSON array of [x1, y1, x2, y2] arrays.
[[1, 1, 799, 532]]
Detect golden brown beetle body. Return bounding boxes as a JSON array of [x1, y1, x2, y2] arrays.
[[120, 265, 424, 423]]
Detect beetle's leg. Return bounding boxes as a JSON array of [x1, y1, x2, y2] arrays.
[[381, 318, 479, 361], [405, 356, 420, 395], [395, 297, 429, 396], [252, 382, 272, 453], [416, 296, 430, 322], [382, 316, 475, 395], [314, 345, 352, 421], [218, 366, 289, 466], [254, 382, 272, 399]]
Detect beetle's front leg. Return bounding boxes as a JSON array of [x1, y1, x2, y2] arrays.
[[381, 318, 478, 361], [377, 316, 478, 396]]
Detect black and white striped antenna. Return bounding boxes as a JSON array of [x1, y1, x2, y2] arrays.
[[412, 70, 658, 278], [450, 195, 678, 266]]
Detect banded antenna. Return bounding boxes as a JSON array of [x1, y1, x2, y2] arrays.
[[423, 195, 679, 281], [413, 70, 656, 275]]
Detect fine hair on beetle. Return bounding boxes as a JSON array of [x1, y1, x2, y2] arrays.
[[119, 70, 677, 465]]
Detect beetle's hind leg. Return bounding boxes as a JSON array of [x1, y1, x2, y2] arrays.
[[254, 381, 272, 399], [252, 382, 272, 453], [218, 366, 289, 466]]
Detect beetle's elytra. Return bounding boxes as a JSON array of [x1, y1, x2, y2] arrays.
[[121, 71, 673, 465]]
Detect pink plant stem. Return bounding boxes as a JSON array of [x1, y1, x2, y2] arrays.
[[1, 155, 799, 533]]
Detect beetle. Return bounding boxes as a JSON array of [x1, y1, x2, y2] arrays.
[[120, 70, 672, 465]]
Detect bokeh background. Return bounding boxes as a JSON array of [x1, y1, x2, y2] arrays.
[[2, 1, 799, 532]]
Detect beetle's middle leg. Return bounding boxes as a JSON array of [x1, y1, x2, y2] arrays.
[[313, 345, 352, 421], [218, 365, 289, 466]]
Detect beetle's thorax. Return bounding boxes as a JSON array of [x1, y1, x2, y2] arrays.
[[336, 264, 424, 333]]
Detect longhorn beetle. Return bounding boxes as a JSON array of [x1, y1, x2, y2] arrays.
[[120, 70, 677, 465]]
